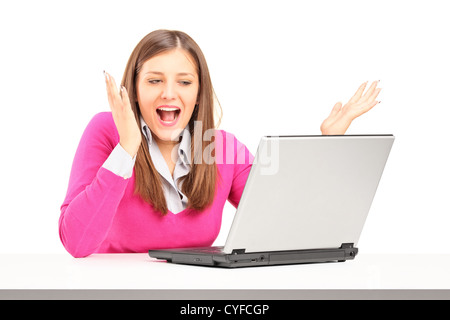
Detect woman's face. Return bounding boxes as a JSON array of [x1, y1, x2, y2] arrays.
[[137, 49, 199, 144]]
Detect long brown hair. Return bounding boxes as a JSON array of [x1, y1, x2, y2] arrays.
[[121, 29, 220, 215]]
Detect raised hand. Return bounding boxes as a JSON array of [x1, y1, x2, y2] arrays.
[[320, 81, 381, 135], [104, 71, 142, 157]]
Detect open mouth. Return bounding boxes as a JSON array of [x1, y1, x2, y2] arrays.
[[156, 106, 181, 126]]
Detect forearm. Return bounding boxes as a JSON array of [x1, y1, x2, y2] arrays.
[[59, 167, 130, 258]]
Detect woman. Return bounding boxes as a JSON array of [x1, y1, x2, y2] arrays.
[[59, 29, 381, 258]]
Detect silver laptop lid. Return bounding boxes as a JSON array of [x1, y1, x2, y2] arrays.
[[223, 135, 394, 254]]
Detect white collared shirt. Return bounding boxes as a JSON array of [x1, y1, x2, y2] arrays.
[[102, 117, 191, 214]]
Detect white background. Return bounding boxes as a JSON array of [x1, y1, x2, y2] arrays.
[[0, 0, 449, 254]]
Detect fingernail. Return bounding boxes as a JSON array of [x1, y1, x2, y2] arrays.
[[103, 70, 109, 80]]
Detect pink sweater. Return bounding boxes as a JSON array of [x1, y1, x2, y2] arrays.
[[59, 112, 253, 258]]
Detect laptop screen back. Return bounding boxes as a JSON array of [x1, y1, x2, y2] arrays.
[[223, 135, 394, 254]]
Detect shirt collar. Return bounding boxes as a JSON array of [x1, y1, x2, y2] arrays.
[[178, 127, 191, 167], [140, 116, 191, 167], [140, 116, 152, 145]]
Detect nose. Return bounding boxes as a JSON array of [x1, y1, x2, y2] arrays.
[[161, 82, 176, 100]]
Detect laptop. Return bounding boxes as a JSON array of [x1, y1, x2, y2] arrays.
[[149, 134, 395, 268]]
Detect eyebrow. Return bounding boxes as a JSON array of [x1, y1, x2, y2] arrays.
[[144, 71, 196, 77]]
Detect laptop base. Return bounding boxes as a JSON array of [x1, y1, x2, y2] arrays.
[[148, 243, 358, 268]]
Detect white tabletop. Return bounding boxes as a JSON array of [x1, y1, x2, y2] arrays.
[[1, 253, 450, 299]]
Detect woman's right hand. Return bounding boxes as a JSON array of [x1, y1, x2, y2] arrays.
[[104, 71, 142, 157]]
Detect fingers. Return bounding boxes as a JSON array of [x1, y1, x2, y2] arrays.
[[354, 88, 381, 116], [104, 71, 114, 108], [367, 87, 381, 104], [359, 80, 380, 104], [343, 80, 381, 119], [104, 71, 119, 98], [329, 102, 342, 116], [104, 71, 126, 111], [348, 80, 381, 105], [360, 99, 379, 115], [120, 85, 132, 108], [348, 81, 368, 104], [104, 71, 117, 109]]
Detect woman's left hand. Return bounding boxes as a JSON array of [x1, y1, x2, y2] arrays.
[[320, 81, 381, 135]]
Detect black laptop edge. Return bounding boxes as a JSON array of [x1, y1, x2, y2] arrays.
[[148, 243, 357, 268]]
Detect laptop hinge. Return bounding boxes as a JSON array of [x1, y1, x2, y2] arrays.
[[231, 245, 354, 255]]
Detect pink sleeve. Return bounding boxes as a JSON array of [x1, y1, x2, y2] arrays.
[[220, 132, 254, 208], [59, 113, 129, 258]]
